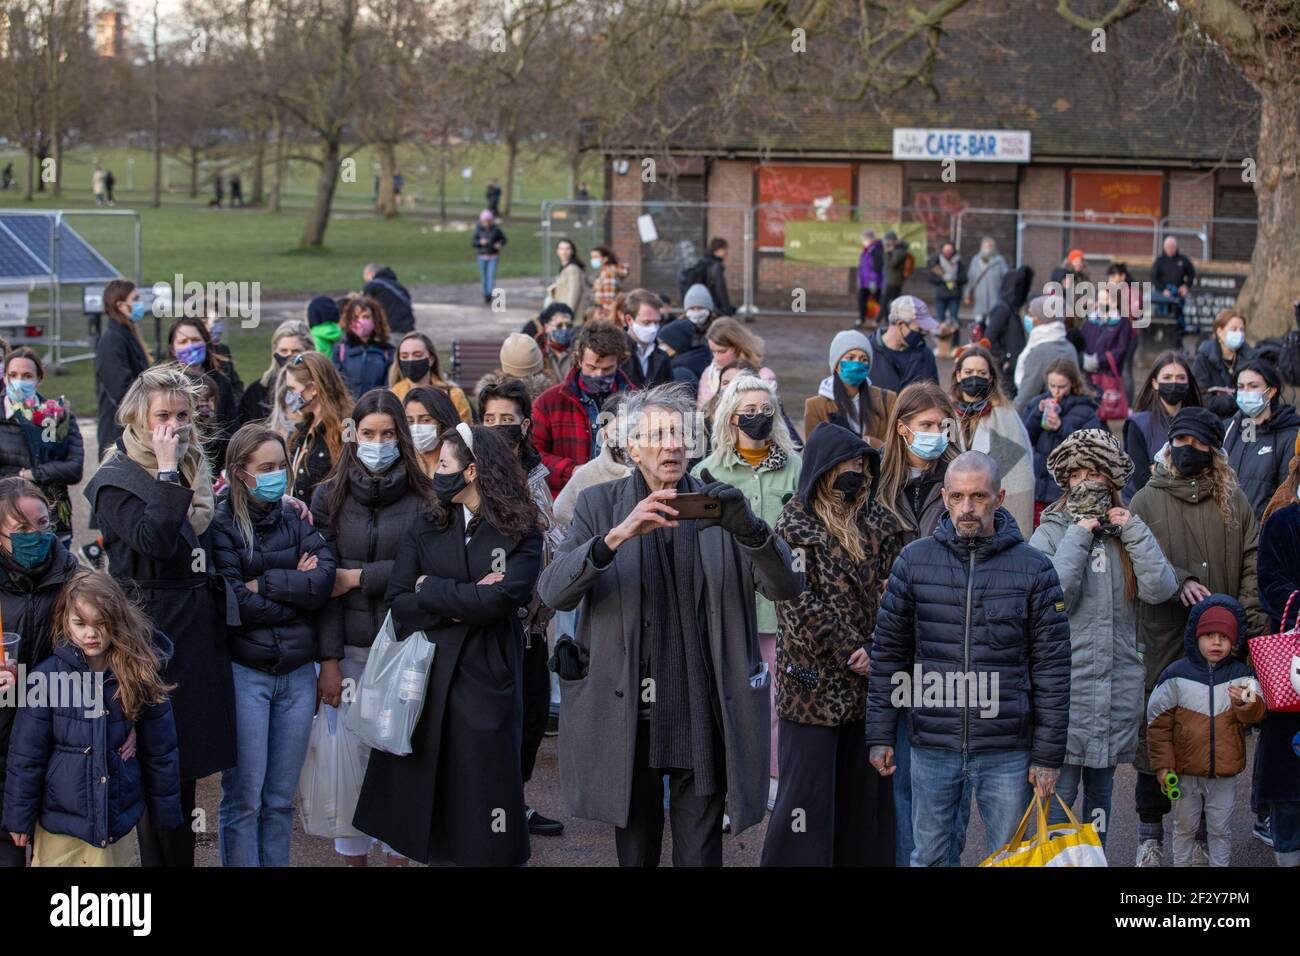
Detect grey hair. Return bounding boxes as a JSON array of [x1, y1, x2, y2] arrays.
[[261, 319, 313, 387], [621, 382, 703, 454], [980, 236, 997, 247], [710, 373, 793, 458], [945, 450, 1001, 492], [364, 262, 384, 278]]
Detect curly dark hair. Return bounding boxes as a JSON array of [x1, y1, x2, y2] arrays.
[[430, 425, 542, 539], [324, 388, 435, 533], [574, 321, 630, 363]]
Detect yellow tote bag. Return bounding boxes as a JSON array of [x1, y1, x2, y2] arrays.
[[979, 793, 1108, 867]]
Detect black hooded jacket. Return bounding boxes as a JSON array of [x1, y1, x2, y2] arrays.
[[363, 267, 414, 335], [982, 266, 1034, 388], [797, 421, 880, 505], [1222, 402, 1300, 518]]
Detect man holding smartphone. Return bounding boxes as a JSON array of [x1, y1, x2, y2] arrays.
[[538, 383, 803, 866]]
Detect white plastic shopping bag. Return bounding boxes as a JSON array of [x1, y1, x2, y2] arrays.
[[343, 611, 435, 756], [298, 702, 367, 838]]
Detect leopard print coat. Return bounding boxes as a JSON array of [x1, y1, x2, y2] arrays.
[[773, 495, 901, 726]]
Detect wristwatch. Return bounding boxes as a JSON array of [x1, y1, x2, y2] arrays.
[[157, 470, 181, 483]]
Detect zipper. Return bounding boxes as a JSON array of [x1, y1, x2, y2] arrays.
[[1207, 660, 1216, 778], [962, 542, 976, 755]]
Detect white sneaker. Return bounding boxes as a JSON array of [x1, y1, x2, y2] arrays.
[[1135, 838, 1164, 867], [722, 813, 731, 833], [767, 778, 778, 813], [1191, 840, 1210, 866]]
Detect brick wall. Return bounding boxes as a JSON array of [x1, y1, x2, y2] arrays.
[[705, 161, 751, 304], [609, 167, 643, 289], [1168, 171, 1215, 261], [1018, 166, 1067, 285], [857, 162, 904, 214]]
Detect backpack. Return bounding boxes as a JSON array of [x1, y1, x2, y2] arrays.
[[677, 257, 710, 300], [902, 252, 915, 280]]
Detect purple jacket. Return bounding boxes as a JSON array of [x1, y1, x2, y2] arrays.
[[1081, 317, 1132, 375], [858, 241, 884, 292]]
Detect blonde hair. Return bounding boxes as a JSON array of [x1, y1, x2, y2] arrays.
[[878, 381, 958, 525], [709, 374, 793, 458], [260, 320, 313, 388], [53, 571, 175, 722], [706, 317, 765, 367], [1166, 444, 1241, 527], [811, 467, 868, 562], [223, 424, 287, 553], [112, 363, 213, 479]]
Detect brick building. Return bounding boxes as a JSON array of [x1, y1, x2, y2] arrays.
[[596, 2, 1258, 314]]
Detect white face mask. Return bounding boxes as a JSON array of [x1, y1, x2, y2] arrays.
[[631, 322, 659, 344], [685, 307, 710, 327], [590, 257, 602, 269], [410, 423, 439, 452]]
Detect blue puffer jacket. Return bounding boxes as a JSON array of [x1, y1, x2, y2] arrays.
[[866, 509, 1072, 767], [212, 498, 337, 674], [2, 636, 182, 848], [332, 335, 395, 399], [1022, 391, 1101, 502]]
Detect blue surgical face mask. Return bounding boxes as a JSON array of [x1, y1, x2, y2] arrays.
[[1224, 329, 1246, 352], [1022, 314, 1034, 335], [8, 529, 53, 569], [357, 439, 399, 473], [838, 360, 870, 387], [906, 427, 949, 461], [129, 300, 146, 322], [250, 469, 287, 503], [6, 378, 36, 403], [208, 319, 225, 343], [1236, 389, 1268, 418]]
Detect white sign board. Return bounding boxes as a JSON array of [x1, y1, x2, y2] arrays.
[[636, 214, 658, 244], [461, 167, 473, 180], [0, 291, 29, 323], [892, 128, 1031, 163]]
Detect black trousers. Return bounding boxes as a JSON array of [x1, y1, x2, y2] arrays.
[[761, 718, 894, 866], [1135, 771, 1172, 825], [880, 284, 903, 318], [856, 288, 878, 324], [0, 834, 24, 867], [137, 778, 198, 867], [614, 720, 725, 867], [520, 630, 550, 784]]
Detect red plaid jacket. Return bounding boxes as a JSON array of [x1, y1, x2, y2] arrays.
[[531, 367, 635, 496], [591, 263, 629, 312]]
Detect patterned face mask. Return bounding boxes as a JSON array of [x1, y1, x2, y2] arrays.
[[1066, 479, 1112, 520]]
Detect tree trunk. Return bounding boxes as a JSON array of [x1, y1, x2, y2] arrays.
[[24, 145, 34, 202], [502, 134, 518, 218], [1235, 83, 1300, 339], [269, 110, 286, 214], [150, 1, 161, 208], [300, 140, 340, 247], [251, 127, 266, 206], [153, 140, 162, 208], [375, 141, 398, 218], [189, 150, 199, 199], [50, 130, 61, 198], [438, 138, 448, 226]]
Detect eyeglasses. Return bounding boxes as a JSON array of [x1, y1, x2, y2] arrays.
[[289, 354, 307, 366]]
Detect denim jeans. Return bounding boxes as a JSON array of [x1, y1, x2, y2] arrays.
[[478, 256, 499, 299], [219, 660, 317, 867], [1272, 801, 1300, 867], [909, 746, 1031, 866], [1049, 764, 1116, 844], [935, 296, 960, 330], [894, 723, 968, 866]]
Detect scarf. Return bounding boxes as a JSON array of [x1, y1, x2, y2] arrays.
[[121, 424, 216, 536], [1014, 321, 1067, 389], [635, 469, 718, 795], [940, 253, 959, 282]]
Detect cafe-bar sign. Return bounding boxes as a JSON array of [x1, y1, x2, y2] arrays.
[[893, 128, 1032, 163]]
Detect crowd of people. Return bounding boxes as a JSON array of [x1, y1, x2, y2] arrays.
[[0, 227, 1297, 872]]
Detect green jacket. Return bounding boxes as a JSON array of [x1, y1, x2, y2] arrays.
[[312, 321, 342, 354], [692, 443, 802, 634]]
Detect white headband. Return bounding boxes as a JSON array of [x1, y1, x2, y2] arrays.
[[455, 421, 475, 455]]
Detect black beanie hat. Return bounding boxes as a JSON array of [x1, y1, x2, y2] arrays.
[[1169, 406, 1226, 450]]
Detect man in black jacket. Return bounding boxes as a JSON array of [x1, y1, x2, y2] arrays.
[[362, 264, 415, 336], [618, 289, 673, 388], [1150, 237, 1196, 330], [867, 451, 1071, 866], [680, 238, 737, 318]]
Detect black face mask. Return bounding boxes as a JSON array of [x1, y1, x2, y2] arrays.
[[433, 469, 467, 503], [495, 423, 525, 448], [273, 352, 290, 367], [832, 471, 866, 500], [400, 358, 431, 382], [959, 376, 992, 399], [736, 413, 774, 441], [1157, 382, 1189, 406], [1171, 444, 1212, 477]]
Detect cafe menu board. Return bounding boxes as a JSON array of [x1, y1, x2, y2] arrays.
[[1182, 273, 1245, 333]]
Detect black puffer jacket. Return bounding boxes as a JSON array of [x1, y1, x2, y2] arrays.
[[1192, 337, 1250, 419], [1222, 403, 1300, 518], [212, 497, 336, 674], [310, 461, 428, 659], [866, 509, 1072, 767], [0, 542, 79, 798], [0, 397, 84, 536], [288, 421, 333, 504]]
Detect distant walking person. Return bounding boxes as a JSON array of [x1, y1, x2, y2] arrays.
[[473, 211, 507, 304], [104, 169, 116, 205], [209, 171, 224, 208], [229, 173, 244, 207], [486, 179, 502, 218]]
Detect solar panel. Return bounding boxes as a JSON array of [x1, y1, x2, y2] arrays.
[[0, 214, 122, 283]]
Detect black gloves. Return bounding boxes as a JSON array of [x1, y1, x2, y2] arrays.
[[550, 637, 589, 681], [698, 469, 769, 545]]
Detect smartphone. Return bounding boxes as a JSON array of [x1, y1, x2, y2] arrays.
[[669, 492, 721, 520]]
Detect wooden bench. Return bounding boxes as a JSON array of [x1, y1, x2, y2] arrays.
[[448, 338, 507, 404]]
